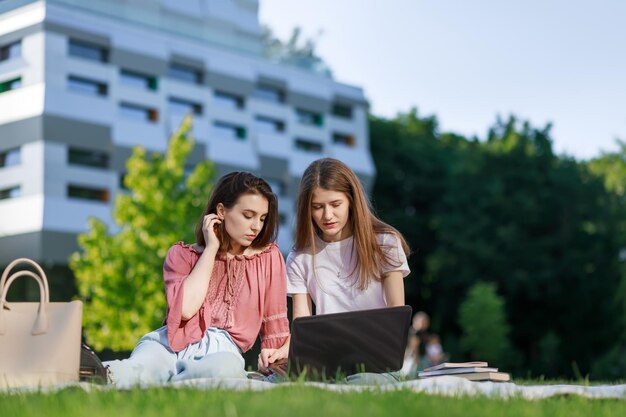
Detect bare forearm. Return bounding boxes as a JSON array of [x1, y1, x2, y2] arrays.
[[181, 248, 218, 319]]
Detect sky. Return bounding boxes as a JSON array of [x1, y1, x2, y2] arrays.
[[259, 0, 626, 160]]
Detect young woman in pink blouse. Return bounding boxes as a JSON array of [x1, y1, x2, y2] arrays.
[[104, 172, 290, 386]]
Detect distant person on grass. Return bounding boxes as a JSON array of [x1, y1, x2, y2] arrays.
[[105, 172, 290, 386], [424, 334, 445, 368], [400, 331, 421, 378], [264, 158, 411, 383], [411, 311, 431, 359], [404, 311, 446, 372]]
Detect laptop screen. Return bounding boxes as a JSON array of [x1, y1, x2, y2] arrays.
[[288, 305, 412, 379]]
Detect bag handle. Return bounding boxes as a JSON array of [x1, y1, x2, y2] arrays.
[[0, 270, 49, 336], [0, 258, 50, 301]]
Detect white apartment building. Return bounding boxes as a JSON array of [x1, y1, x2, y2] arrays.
[[0, 0, 373, 292]]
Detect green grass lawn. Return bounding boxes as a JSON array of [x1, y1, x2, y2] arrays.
[[1, 386, 625, 417]]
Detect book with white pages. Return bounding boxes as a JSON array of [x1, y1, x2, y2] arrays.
[[450, 372, 511, 382], [423, 361, 489, 372], [418, 366, 498, 377]]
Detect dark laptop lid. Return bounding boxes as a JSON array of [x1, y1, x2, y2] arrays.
[[288, 305, 412, 379]]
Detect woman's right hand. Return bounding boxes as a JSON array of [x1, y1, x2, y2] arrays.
[[202, 213, 222, 252]]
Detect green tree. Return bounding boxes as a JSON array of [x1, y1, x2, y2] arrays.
[[69, 116, 215, 351], [588, 142, 626, 336], [370, 112, 625, 378], [586, 142, 626, 379], [458, 282, 513, 367], [428, 116, 623, 376], [262, 26, 333, 77], [588, 140, 626, 198], [369, 109, 467, 316]]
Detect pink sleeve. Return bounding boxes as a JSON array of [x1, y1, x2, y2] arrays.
[[259, 245, 290, 350], [163, 243, 202, 352]]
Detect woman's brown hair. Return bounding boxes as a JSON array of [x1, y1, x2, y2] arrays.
[[294, 158, 410, 290], [195, 172, 278, 251]]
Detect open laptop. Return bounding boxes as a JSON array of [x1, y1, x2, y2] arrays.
[[287, 305, 412, 379]]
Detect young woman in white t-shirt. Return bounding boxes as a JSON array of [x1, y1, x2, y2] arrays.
[[258, 158, 411, 375]]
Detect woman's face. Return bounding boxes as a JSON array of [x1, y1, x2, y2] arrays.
[[311, 187, 352, 242], [219, 193, 269, 253]]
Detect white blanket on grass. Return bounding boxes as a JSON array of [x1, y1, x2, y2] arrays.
[[3, 376, 626, 400]]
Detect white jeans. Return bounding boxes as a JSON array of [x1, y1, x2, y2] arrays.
[[104, 326, 246, 387]]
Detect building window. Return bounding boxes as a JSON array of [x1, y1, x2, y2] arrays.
[[0, 147, 21, 168], [295, 138, 323, 153], [0, 77, 21, 94], [332, 132, 356, 147], [68, 75, 107, 96], [213, 121, 247, 140], [168, 97, 202, 115], [0, 185, 21, 200], [68, 148, 109, 169], [255, 115, 285, 134], [332, 103, 353, 119], [254, 84, 285, 103], [120, 69, 158, 91], [0, 41, 21, 62], [67, 185, 109, 202], [68, 39, 108, 62], [120, 102, 158, 122], [214, 90, 244, 110], [296, 108, 324, 127], [167, 63, 202, 84]]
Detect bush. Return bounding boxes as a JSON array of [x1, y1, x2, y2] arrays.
[[458, 281, 516, 368]]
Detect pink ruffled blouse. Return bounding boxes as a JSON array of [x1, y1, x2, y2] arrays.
[[162, 242, 290, 353]]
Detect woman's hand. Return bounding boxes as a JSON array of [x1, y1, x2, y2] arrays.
[[202, 213, 222, 252], [257, 338, 290, 375]]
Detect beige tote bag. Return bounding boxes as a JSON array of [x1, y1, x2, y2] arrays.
[[0, 258, 83, 389]]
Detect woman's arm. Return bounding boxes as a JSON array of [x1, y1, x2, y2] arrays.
[[258, 294, 312, 372], [292, 293, 313, 318], [382, 270, 405, 307], [180, 247, 218, 320], [259, 254, 312, 372], [181, 214, 221, 320], [257, 247, 291, 371]]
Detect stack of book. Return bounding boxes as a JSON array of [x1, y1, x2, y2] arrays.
[[418, 361, 511, 382]]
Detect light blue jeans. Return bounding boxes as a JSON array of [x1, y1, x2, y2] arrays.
[[104, 326, 246, 387]]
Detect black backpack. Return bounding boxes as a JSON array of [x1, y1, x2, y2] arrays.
[[79, 344, 107, 384]]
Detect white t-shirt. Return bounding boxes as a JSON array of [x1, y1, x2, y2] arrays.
[[286, 233, 410, 315]]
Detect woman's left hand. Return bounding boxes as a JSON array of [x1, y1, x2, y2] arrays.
[[258, 339, 290, 375]]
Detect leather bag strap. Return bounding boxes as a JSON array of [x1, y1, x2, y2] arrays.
[[0, 270, 49, 336], [0, 258, 50, 301]]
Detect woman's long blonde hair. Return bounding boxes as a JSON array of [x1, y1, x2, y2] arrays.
[[294, 158, 410, 290]]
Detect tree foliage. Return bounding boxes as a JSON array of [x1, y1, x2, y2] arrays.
[[588, 142, 626, 338], [370, 111, 626, 378], [370, 109, 467, 310], [585, 142, 626, 378], [458, 282, 513, 367], [69, 117, 215, 351], [261, 26, 333, 77]]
